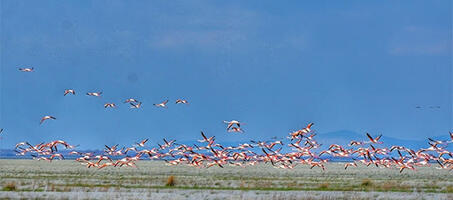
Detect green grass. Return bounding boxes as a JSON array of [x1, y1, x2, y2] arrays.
[[0, 159, 452, 194]]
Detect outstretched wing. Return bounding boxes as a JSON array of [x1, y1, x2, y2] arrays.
[[201, 131, 207, 140], [366, 133, 373, 141]]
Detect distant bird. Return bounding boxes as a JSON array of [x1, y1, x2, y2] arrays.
[[223, 120, 244, 130], [153, 100, 169, 108], [0, 128, 3, 134], [349, 140, 364, 146], [416, 106, 441, 109], [64, 89, 76, 96], [198, 131, 215, 143], [86, 92, 102, 97], [104, 103, 116, 108], [366, 133, 383, 144], [301, 123, 314, 134], [175, 99, 189, 104], [124, 98, 139, 103], [130, 102, 142, 109], [19, 67, 34, 72], [50, 154, 64, 161], [40, 116, 56, 124], [344, 162, 357, 170], [135, 139, 148, 147]]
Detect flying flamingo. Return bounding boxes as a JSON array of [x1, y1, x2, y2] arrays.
[[64, 89, 76, 96], [175, 99, 189, 104], [135, 139, 149, 147], [153, 100, 169, 108], [104, 103, 116, 108], [40, 116, 56, 124], [19, 67, 34, 72], [86, 92, 102, 97], [223, 120, 244, 130], [366, 133, 383, 144]]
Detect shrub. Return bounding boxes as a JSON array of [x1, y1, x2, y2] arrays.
[[166, 175, 175, 187], [318, 183, 329, 190], [361, 179, 373, 187], [3, 182, 17, 191]]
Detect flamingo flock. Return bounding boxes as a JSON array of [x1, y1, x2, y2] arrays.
[[4, 67, 453, 173], [12, 124, 453, 172]]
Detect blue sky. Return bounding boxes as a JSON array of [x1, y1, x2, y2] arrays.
[[0, 1, 451, 149]]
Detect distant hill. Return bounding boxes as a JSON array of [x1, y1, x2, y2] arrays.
[[315, 130, 442, 150]]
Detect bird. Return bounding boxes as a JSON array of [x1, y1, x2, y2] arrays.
[[64, 89, 76, 96], [86, 92, 102, 97], [40, 116, 56, 124], [198, 131, 215, 143], [366, 133, 383, 144], [344, 162, 357, 170], [98, 162, 115, 169], [104, 103, 116, 108], [175, 99, 189, 104], [223, 120, 244, 130], [135, 139, 149, 147], [19, 67, 34, 72], [301, 123, 314, 134], [0, 128, 3, 134], [349, 141, 364, 146], [153, 100, 169, 108], [50, 154, 64, 161]]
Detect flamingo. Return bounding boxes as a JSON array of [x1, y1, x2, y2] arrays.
[[104, 103, 116, 108], [198, 131, 215, 143], [98, 162, 115, 169], [19, 67, 34, 72], [135, 139, 148, 147], [64, 89, 76, 96], [175, 99, 189, 104], [366, 133, 383, 144], [50, 154, 64, 161], [349, 141, 365, 146], [301, 122, 314, 134], [153, 100, 169, 108], [344, 162, 358, 169], [40, 116, 56, 124], [223, 120, 244, 130], [125, 147, 137, 154], [86, 92, 102, 97]]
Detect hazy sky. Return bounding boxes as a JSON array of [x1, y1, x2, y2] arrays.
[[1, 1, 451, 149]]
